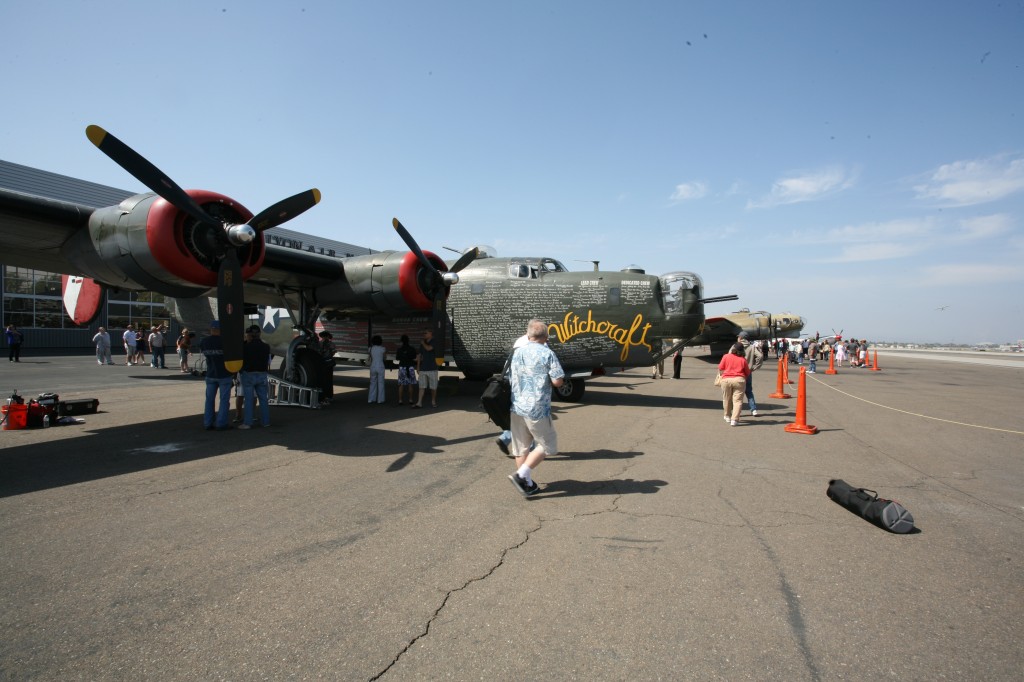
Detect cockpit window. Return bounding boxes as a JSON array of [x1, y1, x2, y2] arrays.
[[539, 258, 567, 273], [509, 259, 567, 279]]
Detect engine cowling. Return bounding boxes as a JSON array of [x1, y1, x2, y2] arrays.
[[62, 190, 264, 296], [314, 249, 450, 316]]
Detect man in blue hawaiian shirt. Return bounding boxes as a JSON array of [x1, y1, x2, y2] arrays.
[[508, 319, 564, 497]]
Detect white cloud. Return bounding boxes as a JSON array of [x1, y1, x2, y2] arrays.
[[917, 263, 1024, 287], [797, 217, 937, 244], [819, 242, 924, 263], [954, 213, 1013, 241], [914, 154, 1024, 206], [798, 213, 1018, 264], [670, 181, 708, 203], [749, 166, 856, 208]]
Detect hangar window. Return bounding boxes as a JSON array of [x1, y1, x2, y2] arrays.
[[0, 266, 170, 331], [106, 290, 170, 331], [1, 267, 69, 329]]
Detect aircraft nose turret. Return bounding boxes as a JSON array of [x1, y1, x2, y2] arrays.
[[659, 271, 703, 315]]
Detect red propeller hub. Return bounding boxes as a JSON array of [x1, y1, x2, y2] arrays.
[[146, 190, 264, 287]]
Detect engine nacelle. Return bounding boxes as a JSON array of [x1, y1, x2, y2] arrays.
[[315, 249, 449, 316], [61, 191, 264, 297]]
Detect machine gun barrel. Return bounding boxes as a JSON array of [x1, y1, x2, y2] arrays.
[[698, 294, 739, 305]]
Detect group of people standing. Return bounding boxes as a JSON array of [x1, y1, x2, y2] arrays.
[[199, 320, 273, 431], [837, 339, 872, 368], [774, 336, 871, 371], [721, 333, 875, 424], [367, 330, 441, 408], [89, 324, 170, 368]]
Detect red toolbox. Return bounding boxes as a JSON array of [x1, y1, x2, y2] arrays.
[[27, 393, 59, 428], [26, 402, 56, 428]]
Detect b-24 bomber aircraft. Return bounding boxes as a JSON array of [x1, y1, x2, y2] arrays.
[[0, 126, 733, 402]]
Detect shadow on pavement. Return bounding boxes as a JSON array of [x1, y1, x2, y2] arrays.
[[533, 477, 668, 499]]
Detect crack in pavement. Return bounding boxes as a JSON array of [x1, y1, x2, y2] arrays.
[[369, 518, 543, 681], [719, 489, 822, 682], [372, 433, 651, 679]]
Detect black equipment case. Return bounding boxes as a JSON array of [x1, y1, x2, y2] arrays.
[[58, 398, 101, 416], [826, 479, 915, 533]]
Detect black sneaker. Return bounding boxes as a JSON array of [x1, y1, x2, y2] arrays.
[[508, 473, 528, 495], [523, 480, 541, 496], [495, 437, 510, 456]]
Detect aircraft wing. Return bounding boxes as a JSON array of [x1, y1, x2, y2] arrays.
[[0, 188, 93, 273], [250, 244, 345, 292], [0, 189, 354, 302], [692, 315, 741, 346], [0, 162, 445, 322]]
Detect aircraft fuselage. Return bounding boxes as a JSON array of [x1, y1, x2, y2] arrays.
[[263, 256, 706, 382], [445, 258, 704, 377]]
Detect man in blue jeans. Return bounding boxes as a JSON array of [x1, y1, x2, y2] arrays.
[[200, 320, 234, 430], [238, 325, 272, 429], [149, 325, 167, 369], [737, 332, 763, 417]]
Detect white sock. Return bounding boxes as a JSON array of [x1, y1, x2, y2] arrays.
[[517, 465, 532, 484]]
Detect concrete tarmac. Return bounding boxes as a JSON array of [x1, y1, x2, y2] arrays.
[[1, 353, 1022, 680]]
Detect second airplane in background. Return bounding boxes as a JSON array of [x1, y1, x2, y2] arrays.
[[685, 308, 805, 356]]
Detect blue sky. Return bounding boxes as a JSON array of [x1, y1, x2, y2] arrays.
[[2, 1, 1022, 344]]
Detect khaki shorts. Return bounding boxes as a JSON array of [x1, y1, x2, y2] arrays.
[[510, 413, 558, 456], [418, 370, 438, 389]]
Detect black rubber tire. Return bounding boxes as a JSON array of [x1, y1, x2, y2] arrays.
[[291, 348, 323, 387], [553, 377, 585, 402]]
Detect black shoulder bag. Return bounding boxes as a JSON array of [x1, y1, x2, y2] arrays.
[[480, 352, 514, 431]]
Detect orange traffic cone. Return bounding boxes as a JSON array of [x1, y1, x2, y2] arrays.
[[769, 357, 792, 399], [870, 349, 882, 372], [782, 354, 794, 385], [785, 367, 818, 434], [864, 347, 873, 368], [825, 348, 838, 375]]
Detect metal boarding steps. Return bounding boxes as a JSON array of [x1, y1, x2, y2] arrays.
[[268, 376, 321, 409]]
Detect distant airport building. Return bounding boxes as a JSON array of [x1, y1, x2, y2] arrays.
[[0, 159, 371, 353]]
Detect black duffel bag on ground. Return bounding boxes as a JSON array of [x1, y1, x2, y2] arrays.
[[826, 479, 916, 534], [480, 374, 511, 431]]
